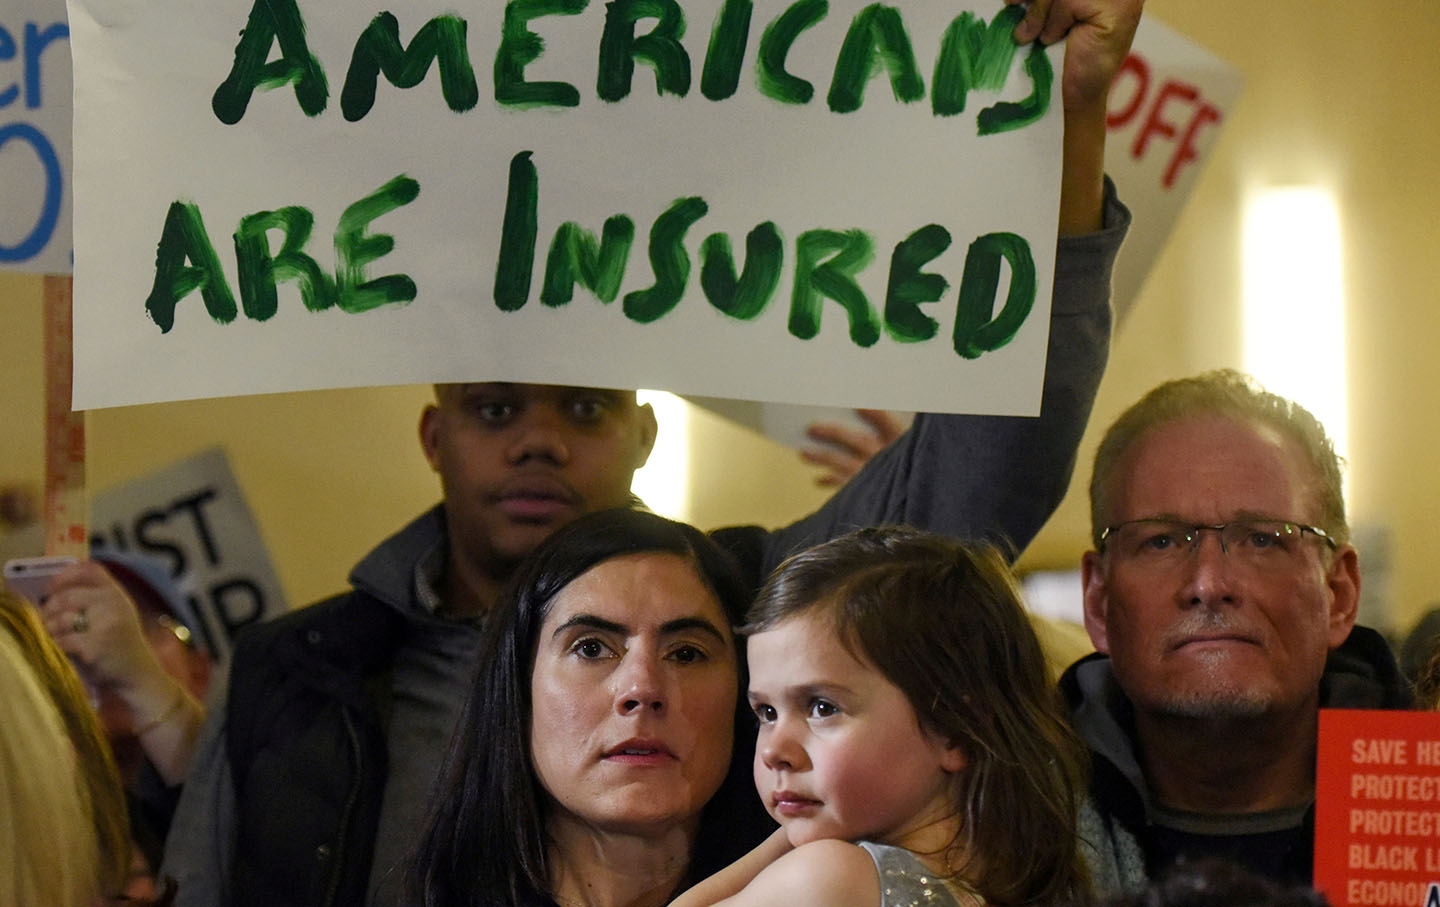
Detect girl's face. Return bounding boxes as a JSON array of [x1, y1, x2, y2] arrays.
[[529, 553, 739, 838], [747, 610, 966, 849]]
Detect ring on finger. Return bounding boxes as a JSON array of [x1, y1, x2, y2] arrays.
[[71, 610, 89, 633]]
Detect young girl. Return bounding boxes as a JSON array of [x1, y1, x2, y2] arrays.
[[673, 526, 1091, 907]]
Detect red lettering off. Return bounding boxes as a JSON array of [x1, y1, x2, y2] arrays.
[[1106, 52, 1224, 190]]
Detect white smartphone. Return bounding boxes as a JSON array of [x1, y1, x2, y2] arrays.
[[3, 555, 78, 604]]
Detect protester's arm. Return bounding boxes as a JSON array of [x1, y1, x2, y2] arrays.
[[42, 561, 205, 784], [159, 679, 236, 907], [800, 0, 1146, 494], [758, 0, 1138, 572], [763, 201, 1123, 570], [1014, 0, 1144, 237]]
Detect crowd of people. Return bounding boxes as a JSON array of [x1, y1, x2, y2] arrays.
[[5, 0, 1435, 905]]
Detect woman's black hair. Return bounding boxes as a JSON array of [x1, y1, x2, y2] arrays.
[[401, 508, 762, 907]]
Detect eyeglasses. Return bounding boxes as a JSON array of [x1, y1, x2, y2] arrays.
[[1099, 519, 1336, 571]]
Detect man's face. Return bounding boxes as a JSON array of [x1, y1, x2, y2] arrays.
[[1081, 415, 1359, 722], [420, 383, 656, 579]]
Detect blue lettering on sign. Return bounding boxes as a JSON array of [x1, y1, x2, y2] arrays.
[[25, 22, 69, 107], [0, 25, 16, 107], [1, 19, 69, 261], [0, 21, 70, 109], [0, 122, 63, 261]]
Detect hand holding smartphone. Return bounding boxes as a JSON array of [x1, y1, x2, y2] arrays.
[[4, 555, 79, 604], [4, 555, 99, 705]]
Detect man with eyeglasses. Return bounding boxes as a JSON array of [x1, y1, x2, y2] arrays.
[[1062, 369, 1412, 895]]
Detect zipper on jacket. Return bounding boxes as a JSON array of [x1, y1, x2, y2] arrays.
[[323, 707, 366, 907]]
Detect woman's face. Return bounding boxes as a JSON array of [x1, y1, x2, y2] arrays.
[[529, 552, 739, 838]]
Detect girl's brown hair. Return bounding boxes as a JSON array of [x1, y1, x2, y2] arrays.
[[745, 526, 1091, 906]]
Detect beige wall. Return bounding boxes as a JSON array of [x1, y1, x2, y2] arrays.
[[3, 1, 1438, 633], [1019, 0, 1440, 640]]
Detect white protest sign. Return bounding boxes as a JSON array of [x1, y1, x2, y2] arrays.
[[1105, 15, 1242, 314], [86, 448, 285, 665], [69, 0, 1063, 415], [690, 14, 1243, 450], [0, 0, 72, 274], [0, 447, 286, 664]]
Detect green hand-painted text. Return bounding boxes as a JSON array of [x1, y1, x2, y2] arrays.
[[212, 0, 1048, 128], [146, 176, 420, 332]]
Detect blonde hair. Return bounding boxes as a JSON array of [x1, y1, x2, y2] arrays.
[[0, 629, 101, 907], [0, 592, 130, 901]]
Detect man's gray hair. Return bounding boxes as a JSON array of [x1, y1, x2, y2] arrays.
[[1089, 369, 1348, 547]]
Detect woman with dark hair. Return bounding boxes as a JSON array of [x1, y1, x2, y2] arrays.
[[402, 508, 770, 907]]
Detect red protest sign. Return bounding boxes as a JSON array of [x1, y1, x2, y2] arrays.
[[1316, 709, 1440, 907]]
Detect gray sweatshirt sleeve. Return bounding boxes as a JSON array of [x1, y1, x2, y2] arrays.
[[756, 179, 1131, 574], [160, 672, 236, 907]]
